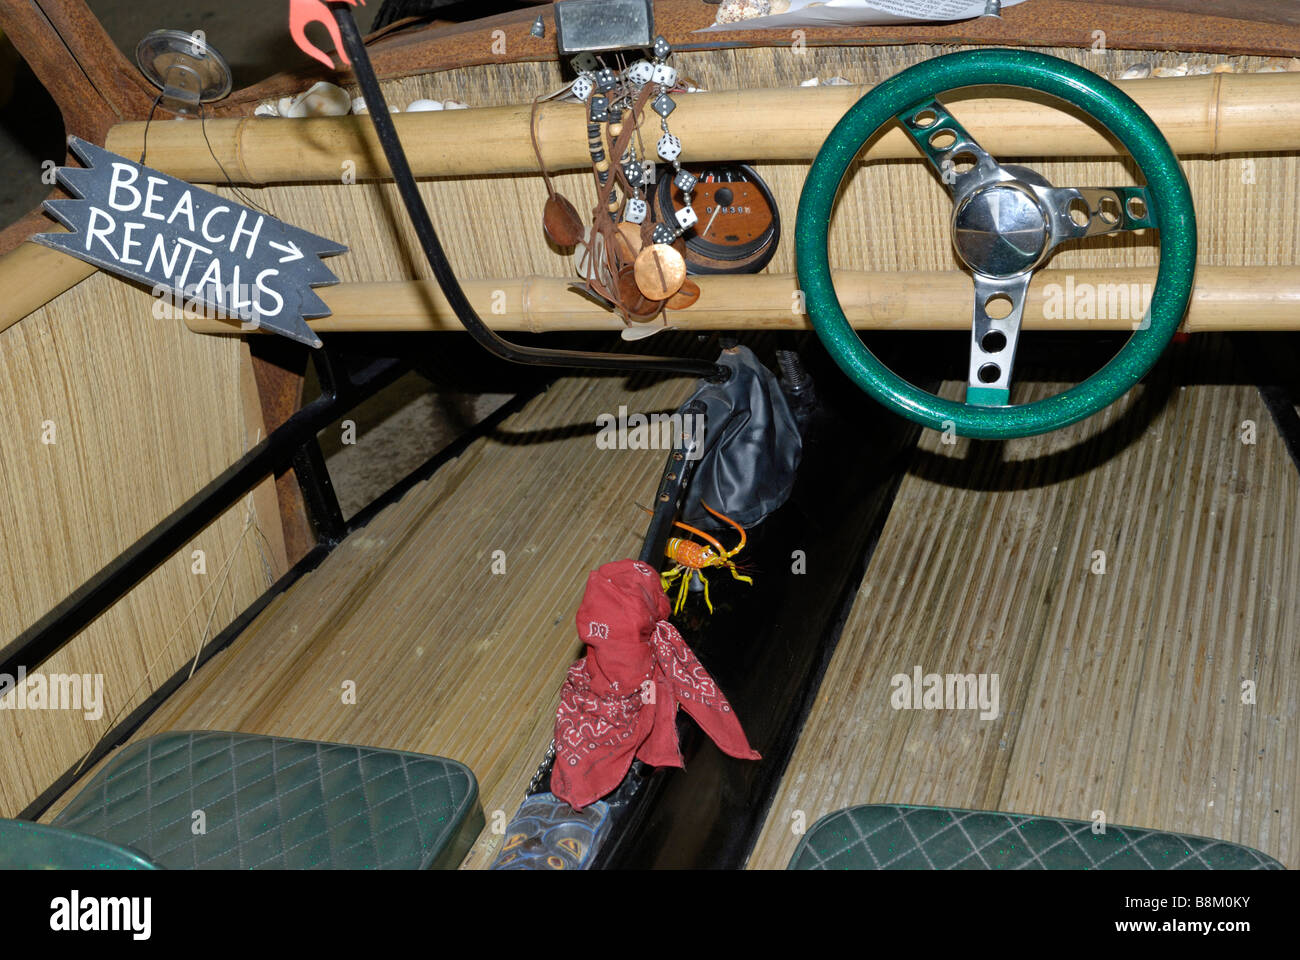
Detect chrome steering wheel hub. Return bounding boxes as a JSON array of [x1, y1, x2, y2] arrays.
[[951, 180, 1051, 279]]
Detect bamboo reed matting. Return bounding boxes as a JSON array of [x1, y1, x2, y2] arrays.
[[225, 45, 1298, 292], [42, 369, 695, 868], [0, 272, 281, 817], [748, 342, 1300, 869]]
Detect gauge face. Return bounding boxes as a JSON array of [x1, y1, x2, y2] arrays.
[[654, 164, 780, 275]]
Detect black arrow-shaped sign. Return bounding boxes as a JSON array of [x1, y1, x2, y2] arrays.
[[31, 137, 347, 348]]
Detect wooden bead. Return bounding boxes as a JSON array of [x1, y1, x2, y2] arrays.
[[608, 123, 623, 137], [595, 158, 611, 172]]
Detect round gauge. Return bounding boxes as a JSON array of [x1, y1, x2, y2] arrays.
[[654, 163, 780, 275]]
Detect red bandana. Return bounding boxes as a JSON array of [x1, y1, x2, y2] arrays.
[[551, 559, 761, 810]]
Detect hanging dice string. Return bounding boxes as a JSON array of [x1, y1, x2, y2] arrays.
[[566, 35, 700, 314]]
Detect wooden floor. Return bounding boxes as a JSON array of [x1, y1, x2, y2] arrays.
[[750, 348, 1300, 868], [47, 369, 693, 868]]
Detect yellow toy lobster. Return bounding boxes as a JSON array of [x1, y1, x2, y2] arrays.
[[660, 502, 754, 615]]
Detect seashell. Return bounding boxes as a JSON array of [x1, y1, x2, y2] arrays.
[[714, 0, 773, 25], [350, 97, 400, 114], [442, 100, 469, 110], [1119, 64, 1151, 79], [621, 323, 673, 341], [823, 76, 852, 85], [254, 103, 279, 117], [406, 99, 444, 112], [282, 81, 352, 118], [1289, 58, 1300, 72], [1187, 63, 1213, 75], [1212, 63, 1236, 73], [1152, 63, 1189, 78], [799, 76, 820, 87], [277, 96, 295, 115]]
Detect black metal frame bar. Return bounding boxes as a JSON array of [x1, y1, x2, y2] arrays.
[[0, 344, 407, 680], [17, 383, 541, 822]]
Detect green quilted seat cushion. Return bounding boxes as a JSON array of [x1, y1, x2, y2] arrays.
[[788, 804, 1284, 870], [0, 818, 159, 870], [52, 731, 482, 870]]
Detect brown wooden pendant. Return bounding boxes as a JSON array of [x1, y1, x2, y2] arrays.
[[633, 243, 686, 301], [612, 264, 658, 316], [542, 194, 585, 247], [616, 221, 644, 258], [664, 277, 700, 310]]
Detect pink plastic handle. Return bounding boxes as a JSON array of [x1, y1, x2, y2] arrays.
[[289, 0, 366, 70]]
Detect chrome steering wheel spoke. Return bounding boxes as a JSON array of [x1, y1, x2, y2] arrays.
[[967, 272, 1031, 406], [894, 99, 1158, 411], [896, 98, 1010, 197], [1031, 185, 1154, 252]]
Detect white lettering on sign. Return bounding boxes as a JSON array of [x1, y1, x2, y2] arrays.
[[34, 138, 346, 347]]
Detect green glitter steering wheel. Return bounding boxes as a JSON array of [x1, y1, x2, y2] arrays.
[[797, 49, 1196, 439]]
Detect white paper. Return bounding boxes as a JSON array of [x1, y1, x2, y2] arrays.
[[700, 0, 1027, 33]]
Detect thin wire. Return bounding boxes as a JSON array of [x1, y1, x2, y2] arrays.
[[139, 95, 275, 219], [198, 101, 275, 217], [138, 90, 165, 165]]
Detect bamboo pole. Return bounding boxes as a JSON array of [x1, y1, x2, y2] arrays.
[[105, 73, 1300, 185], [179, 266, 1300, 335], [0, 231, 97, 335]]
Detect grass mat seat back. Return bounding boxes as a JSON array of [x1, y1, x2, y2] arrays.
[[787, 804, 1284, 870], [51, 731, 483, 870]]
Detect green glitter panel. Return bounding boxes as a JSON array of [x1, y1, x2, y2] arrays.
[[788, 805, 1283, 870], [797, 48, 1197, 439], [0, 817, 159, 869]]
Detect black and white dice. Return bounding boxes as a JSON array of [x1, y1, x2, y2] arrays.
[[594, 67, 618, 92], [626, 59, 655, 84], [657, 133, 682, 161], [624, 198, 648, 224], [674, 205, 698, 231], [651, 64, 678, 87], [571, 75, 594, 101], [652, 93, 676, 118], [622, 159, 645, 184]]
